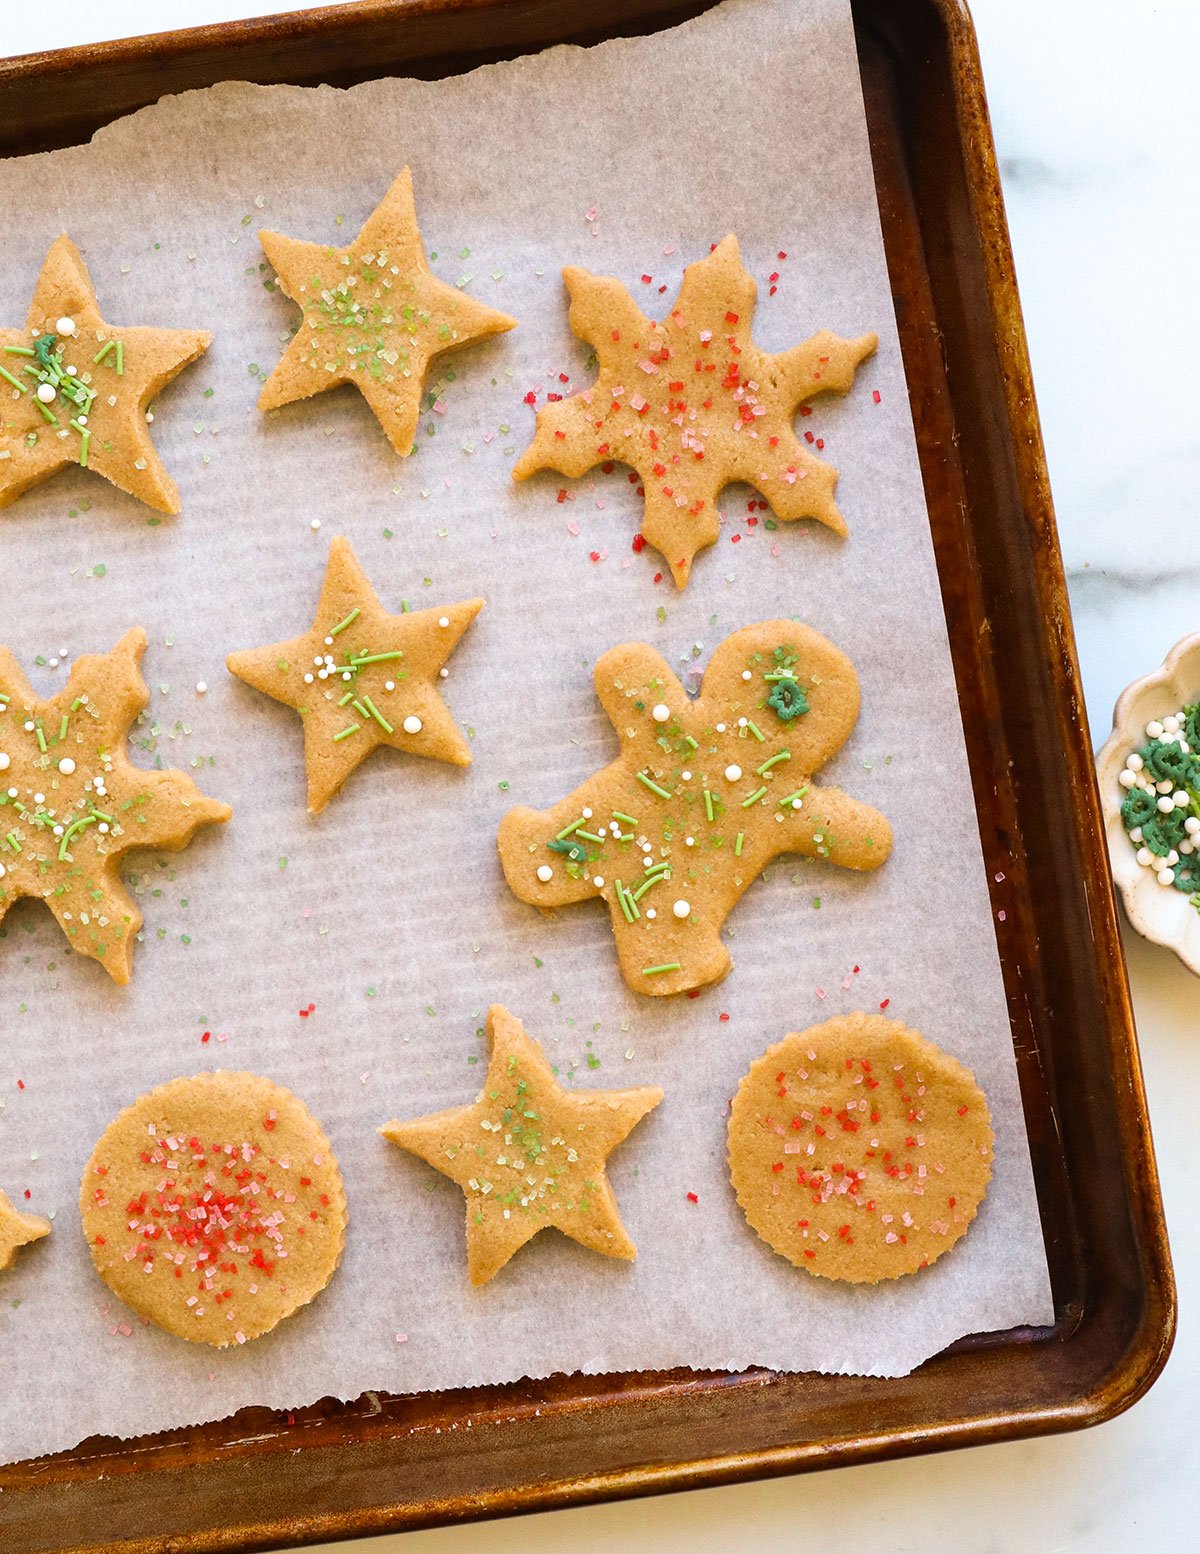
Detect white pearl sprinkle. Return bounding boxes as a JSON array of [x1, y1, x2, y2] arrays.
[[23, 720, 34, 732], [738, 717, 748, 728], [593, 876, 605, 888], [145, 411, 155, 423], [646, 907, 657, 919], [196, 681, 207, 694], [685, 835, 695, 847], [582, 807, 593, 819], [725, 764, 742, 782], [36, 382, 56, 404], [303, 672, 314, 684], [385, 680, 395, 691], [1127, 752, 1144, 771], [1119, 770, 1136, 788], [55, 315, 76, 336], [439, 667, 448, 678], [0, 754, 8, 770], [716, 723, 726, 732], [438, 616, 450, 628], [402, 715, 422, 734], [1186, 817, 1200, 836], [0, 864, 5, 878], [741, 670, 752, 681], [1174, 791, 1190, 809], [1164, 715, 1180, 733], [1136, 847, 1154, 867], [651, 703, 671, 723], [681, 770, 692, 781], [1157, 867, 1175, 886], [1146, 720, 1164, 739], [673, 899, 691, 918], [6, 788, 16, 799], [57, 757, 76, 775], [311, 519, 321, 531], [1157, 795, 1175, 814], [33, 793, 44, 804], [536, 864, 553, 883], [1129, 827, 1143, 843]]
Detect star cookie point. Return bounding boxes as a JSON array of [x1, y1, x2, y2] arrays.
[[1, 235, 210, 514], [514, 236, 875, 586], [0, 629, 231, 983], [0, 1187, 51, 1273], [381, 1004, 662, 1286], [499, 620, 891, 996], [227, 534, 483, 812], [257, 168, 516, 460]]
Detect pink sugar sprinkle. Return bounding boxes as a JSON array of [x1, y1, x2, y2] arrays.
[[432, 399, 447, 416], [566, 520, 581, 536], [396, 1332, 409, 1344], [998, 909, 1007, 922], [815, 987, 827, 999]]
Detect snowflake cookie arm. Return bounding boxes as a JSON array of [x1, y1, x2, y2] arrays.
[[0, 1187, 50, 1272], [42, 863, 143, 985]]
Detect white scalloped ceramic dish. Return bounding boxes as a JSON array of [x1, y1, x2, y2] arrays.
[[1097, 630, 1200, 975]]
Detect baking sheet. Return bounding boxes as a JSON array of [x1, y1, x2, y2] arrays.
[[0, 0, 1052, 1466]]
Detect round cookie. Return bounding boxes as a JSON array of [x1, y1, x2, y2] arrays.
[[727, 1013, 993, 1282], [80, 1071, 347, 1346]]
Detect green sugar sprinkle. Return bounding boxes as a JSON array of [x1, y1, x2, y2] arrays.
[[351, 698, 370, 719], [3, 345, 35, 357], [703, 789, 715, 823], [613, 811, 638, 827], [575, 829, 605, 844], [555, 818, 584, 841], [93, 340, 115, 366], [328, 607, 361, 637], [362, 694, 393, 733], [757, 750, 791, 775], [58, 715, 68, 740], [616, 880, 636, 924], [34, 722, 46, 753], [5, 831, 21, 853], [333, 722, 360, 742], [741, 785, 766, 807], [115, 340, 124, 375], [778, 787, 810, 808], [636, 771, 673, 800], [642, 962, 681, 977], [354, 650, 404, 666], [338, 690, 355, 707], [735, 831, 745, 856], [684, 735, 699, 750], [746, 720, 765, 742]]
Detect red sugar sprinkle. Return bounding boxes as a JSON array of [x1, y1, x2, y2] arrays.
[[719, 1012, 729, 1022], [686, 1191, 699, 1204], [17, 1079, 25, 1091], [879, 998, 891, 1009], [778, 250, 788, 260], [201, 1031, 211, 1044], [522, 390, 537, 406], [641, 274, 652, 284], [872, 389, 882, 404], [23, 1189, 31, 1200], [631, 534, 647, 552]]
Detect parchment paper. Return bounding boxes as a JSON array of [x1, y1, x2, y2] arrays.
[[0, 0, 1053, 1466]]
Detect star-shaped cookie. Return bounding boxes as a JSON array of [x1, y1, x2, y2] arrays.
[[227, 535, 483, 813], [499, 620, 892, 996], [0, 629, 232, 983], [513, 234, 876, 587], [0, 1186, 50, 1272], [381, 1005, 662, 1286], [0, 236, 211, 513], [257, 168, 516, 458]]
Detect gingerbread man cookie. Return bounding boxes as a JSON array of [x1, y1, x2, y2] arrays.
[[258, 168, 516, 459], [0, 629, 231, 983], [499, 620, 891, 996], [0, 236, 210, 513], [513, 235, 875, 587]]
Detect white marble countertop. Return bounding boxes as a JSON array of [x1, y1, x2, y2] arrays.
[[5, 0, 1198, 1548]]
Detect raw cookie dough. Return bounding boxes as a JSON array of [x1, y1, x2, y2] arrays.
[[0, 236, 210, 513], [0, 1187, 50, 1272], [0, 628, 231, 983], [499, 620, 891, 996], [513, 234, 875, 587], [258, 167, 516, 459], [227, 534, 483, 813], [727, 1013, 994, 1281], [381, 1004, 662, 1286], [80, 1071, 348, 1346]]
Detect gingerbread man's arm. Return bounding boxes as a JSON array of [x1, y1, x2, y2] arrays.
[[498, 757, 630, 907], [768, 783, 892, 871]]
